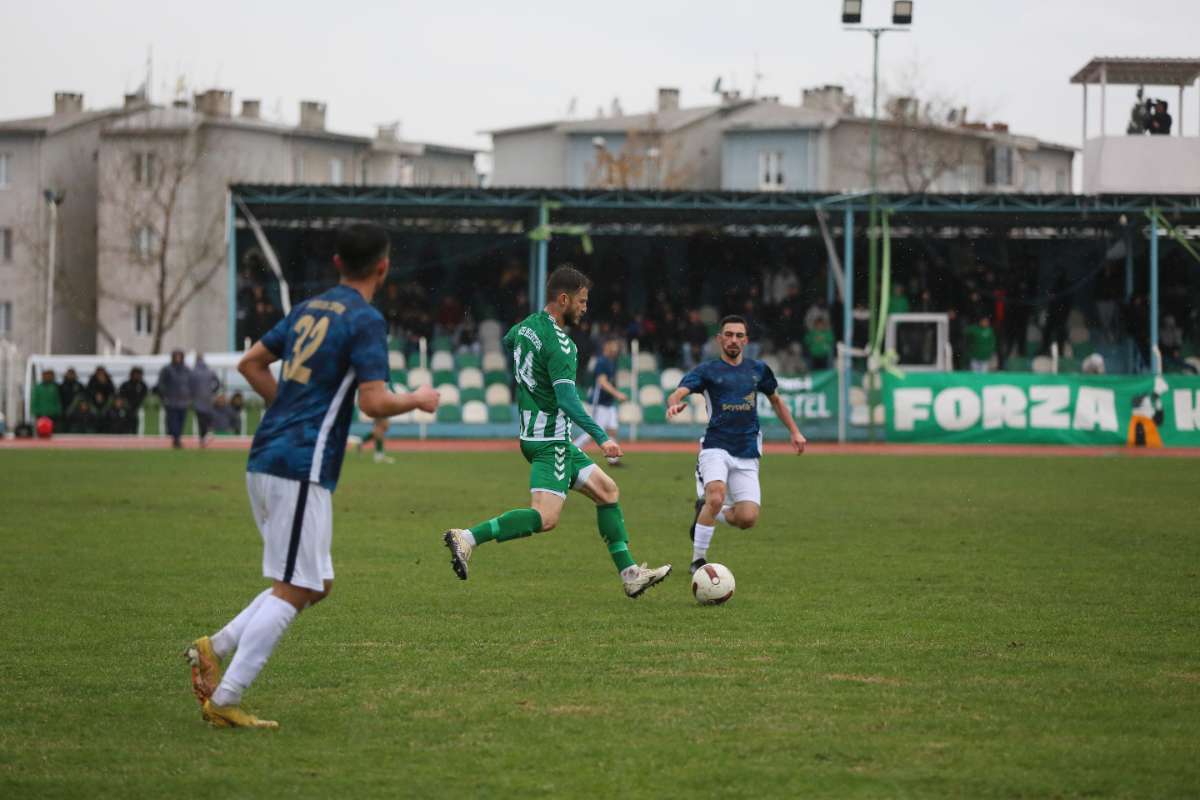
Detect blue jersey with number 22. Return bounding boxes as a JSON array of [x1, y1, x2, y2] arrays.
[[247, 284, 388, 491]]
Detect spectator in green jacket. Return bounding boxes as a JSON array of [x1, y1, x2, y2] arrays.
[[966, 316, 997, 373], [31, 369, 62, 425], [804, 317, 834, 370]]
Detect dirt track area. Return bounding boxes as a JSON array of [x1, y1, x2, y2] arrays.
[[3, 435, 1198, 458]]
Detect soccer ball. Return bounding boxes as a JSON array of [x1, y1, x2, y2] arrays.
[[691, 562, 735, 605]]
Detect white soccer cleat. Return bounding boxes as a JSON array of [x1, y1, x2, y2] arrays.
[[443, 529, 473, 580], [373, 452, 395, 464], [623, 563, 672, 598]]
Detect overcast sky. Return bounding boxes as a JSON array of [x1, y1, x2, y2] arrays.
[[3, 0, 1198, 154]]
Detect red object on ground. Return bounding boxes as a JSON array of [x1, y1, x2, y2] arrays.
[[35, 417, 54, 438]]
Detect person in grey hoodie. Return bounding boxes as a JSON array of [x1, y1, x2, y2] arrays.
[[156, 350, 192, 448], [190, 353, 220, 446]]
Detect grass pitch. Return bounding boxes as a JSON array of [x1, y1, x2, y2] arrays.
[[1, 448, 1197, 798]]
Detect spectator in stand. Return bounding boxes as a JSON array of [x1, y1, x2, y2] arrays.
[[805, 317, 835, 370], [118, 367, 149, 411], [889, 284, 910, 316], [683, 309, 708, 368], [211, 394, 241, 434], [966, 316, 997, 373], [59, 368, 84, 414], [31, 369, 62, 428], [804, 297, 831, 332], [86, 367, 116, 409], [190, 353, 220, 446], [102, 395, 137, 434], [1041, 272, 1072, 356], [65, 396, 99, 433], [156, 349, 192, 448], [1148, 100, 1173, 135], [1003, 278, 1031, 366], [1160, 315, 1184, 370]]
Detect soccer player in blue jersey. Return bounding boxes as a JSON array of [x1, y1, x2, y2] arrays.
[[572, 337, 627, 464], [184, 223, 439, 729], [666, 315, 806, 575]]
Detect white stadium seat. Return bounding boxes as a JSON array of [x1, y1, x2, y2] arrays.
[[1032, 355, 1054, 374], [659, 367, 684, 391], [387, 351, 406, 370], [635, 352, 658, 372], [479, 319, 503, 343], [430, 351, 455, 371], [482, 352, 507, 372], [639, 385, 664, 406], [761, 354, 782, 373], [616, 369, 633, 389], [462, 401, 488, 424], [412, 409, 436, 423], [485, 384, 512, 406], [618, 402, 643, 424], [458, 367, 484, 389], [436, 384, 461, 405], [407, 367, 432, 387], [689, 394, 709, 424]]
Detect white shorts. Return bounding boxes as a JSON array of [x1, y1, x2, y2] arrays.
[[246, 472, 334, 592], [695, 448, 762, 506], [591, 404, 619, 432]]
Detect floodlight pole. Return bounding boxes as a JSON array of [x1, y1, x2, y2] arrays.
[[845, 26, 909, 350]]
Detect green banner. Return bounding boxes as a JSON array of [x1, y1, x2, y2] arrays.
[[758, 371, 838, 432], [883, 372, 1200, 447]]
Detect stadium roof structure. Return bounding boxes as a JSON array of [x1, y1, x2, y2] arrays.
[[1070, 57, 1200, 86], [231, 184, 1200, 231]]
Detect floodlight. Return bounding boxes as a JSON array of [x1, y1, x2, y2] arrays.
[[842, 0, 862, 24], [892, 0, 913, 24]]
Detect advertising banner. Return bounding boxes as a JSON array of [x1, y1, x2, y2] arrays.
[[759, 371, 839, 438], [883, 372, 1200, 447]]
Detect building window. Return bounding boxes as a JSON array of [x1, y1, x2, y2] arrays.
[[330, 158, 344, 184], [134, 152, 157, 185], [1055, 169, 1067, 193], [0, 227, 11, 262], [134, 303, 153, 336], [0, 153, 10, 188], [0, 301, 11, 337], [1023, 165, 1041, 193], [985, 144, 1014, 187], [758, 151, 784, 191], [134, 226, 156, 260]]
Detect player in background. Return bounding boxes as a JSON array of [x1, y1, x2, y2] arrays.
[[442, 266, 671, 598], [572, 337, 627, 465], [184, 224, 438, 729], [666, 315, 805, 575], [356, 416, 395, 463]]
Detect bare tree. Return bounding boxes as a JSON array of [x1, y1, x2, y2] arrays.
[[99, 129, 226, 354], [871, 65, 981, 193], [587, 127, 695, 189]]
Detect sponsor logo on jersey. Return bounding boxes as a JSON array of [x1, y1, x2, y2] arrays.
[[721, 391, 756, 412]]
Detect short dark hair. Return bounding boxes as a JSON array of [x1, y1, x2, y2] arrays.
[[719, 314, 748, 332], [546, 264, 592, 300], [336, 223, 390, 279]]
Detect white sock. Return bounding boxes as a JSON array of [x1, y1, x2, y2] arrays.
[[462, 530, 477, 547], [210, 594, 297, 707], [715, 507, 729, 524], [210, 588, 272, 659], [693, 523, 715, 562]]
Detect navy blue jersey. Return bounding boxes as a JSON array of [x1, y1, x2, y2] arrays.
[[589, 355, 618, 407], [679, 358, 778, 458], [248, 285, 389, 491]]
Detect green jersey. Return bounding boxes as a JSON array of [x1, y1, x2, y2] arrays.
[[504, 310, 605, 443]]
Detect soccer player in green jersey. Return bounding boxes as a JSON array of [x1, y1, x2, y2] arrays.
[[443, 266, 672, 597]]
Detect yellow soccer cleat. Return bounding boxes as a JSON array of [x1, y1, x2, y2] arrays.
[[202, 700, 279, 730], [184, 636, 222, 706]]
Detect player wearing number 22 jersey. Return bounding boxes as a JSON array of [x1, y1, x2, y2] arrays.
[[183, 224, 438, 730], [442, 265, 671, 598]]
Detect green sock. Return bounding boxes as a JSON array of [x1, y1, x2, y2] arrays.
[[374, 436, 384, 454], [596, 503, 637, 572], [469, 508, 543, 544]]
